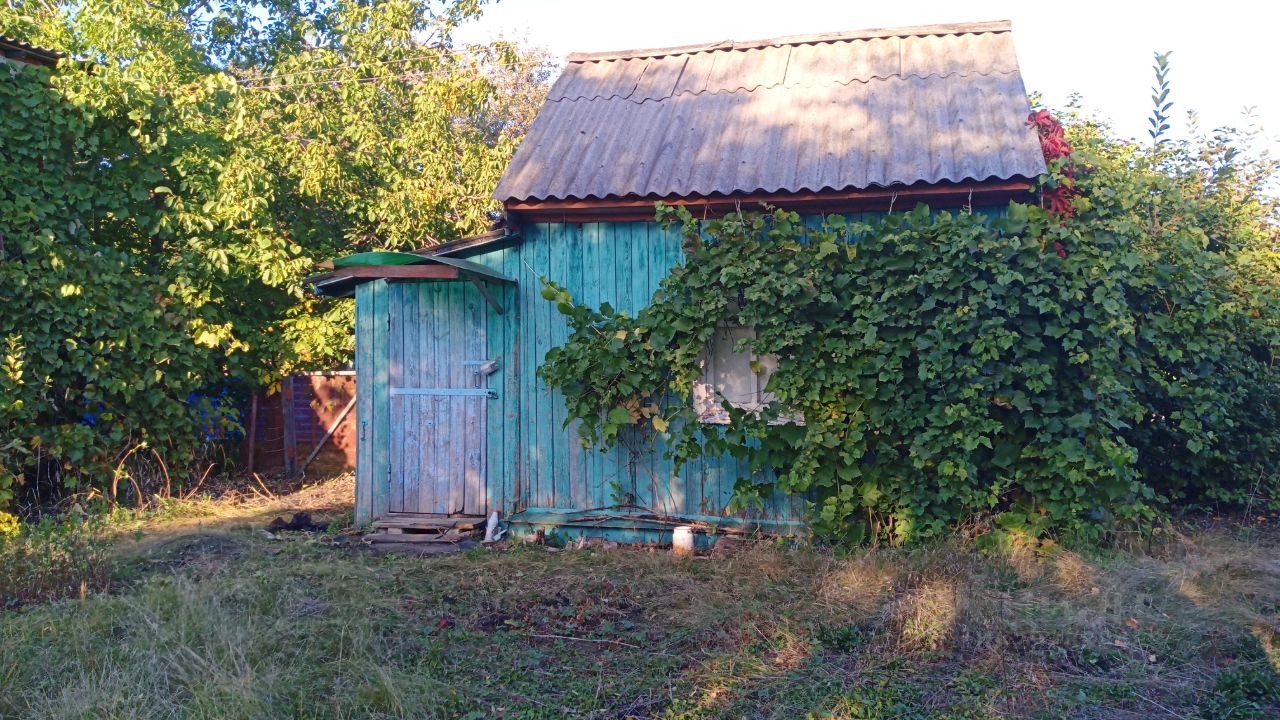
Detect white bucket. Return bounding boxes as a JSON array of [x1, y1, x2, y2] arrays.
[[672, 526, 695, 557]]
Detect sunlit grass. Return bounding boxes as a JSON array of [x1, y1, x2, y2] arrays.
[[0, 475, 1277, 718]]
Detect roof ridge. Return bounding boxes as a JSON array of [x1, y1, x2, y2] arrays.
[[565, 20, 1011, 63], [548, 68, 1022, 104]]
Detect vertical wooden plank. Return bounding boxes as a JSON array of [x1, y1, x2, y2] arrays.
[[459, 281, 474, 514], [579, 222, 604, 509], [802, 213, 824, 244], [473, 397, 489, 514], [506, 244, 523, 512], [371, 279, 391, 520], [490, 245, 518, 513], [613, 220, 633, 316], [630, 222, 655, 513], [657, 222, 684, 514], [549, 222, 576, 511], [484, 247, 506, 514], [463, 283, 486, 515], [519, 228, 535, 509], [628, 221, 651, 510], [428, 283, 448, 514], [545, 222, 564, 508], [645, 221, 666, 513], [517, 227, 538, 510], [281, 376, 297, 477], [597, 223, 621, 511], [445, 282, 462, 514], [401, 284, 420, 515], [388, 284, 404, 513], [629, 221, 650, 314], [354, 283, 374, 525], [434, 282, 452, 514], [444, 282, 462, 514], [416, 283, 434, 514], [561, 223, 587, 511], [608, 222, 634, 508], [666, 219, 687, 515], [530, 224, 554, 507]]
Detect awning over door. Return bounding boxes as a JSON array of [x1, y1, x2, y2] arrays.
[[308, 251, 516, 311]]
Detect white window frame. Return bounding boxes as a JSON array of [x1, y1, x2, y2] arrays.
[[693, 325, 780, 425]]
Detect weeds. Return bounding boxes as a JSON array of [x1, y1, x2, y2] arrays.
[[1201, 666, 1280, 719], [0, 514, 113, 608]]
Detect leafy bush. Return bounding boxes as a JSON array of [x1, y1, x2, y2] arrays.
[[0, 62, 240, 509], [0, 515, 113, 609], [537, 118, 1280, 543], [1, 2, 552, 510]]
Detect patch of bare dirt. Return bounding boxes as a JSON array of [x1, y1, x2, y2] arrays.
[[144, 533, 246, 575]]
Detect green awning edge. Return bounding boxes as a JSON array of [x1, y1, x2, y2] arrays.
[[331, 251, 429, 268], [428, 255, 516, 284]]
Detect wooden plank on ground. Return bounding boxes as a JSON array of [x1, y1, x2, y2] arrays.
[[375, 514, 482, 528], [365, 529, 474, 544]]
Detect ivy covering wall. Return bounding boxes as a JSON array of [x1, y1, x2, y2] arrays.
[[537, 118, 1280, 543]]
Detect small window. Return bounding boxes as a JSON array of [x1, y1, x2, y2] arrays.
[[693, 325, 779, 424]]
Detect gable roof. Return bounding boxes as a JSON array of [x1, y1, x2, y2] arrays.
[[494, 20, 1046, 206]]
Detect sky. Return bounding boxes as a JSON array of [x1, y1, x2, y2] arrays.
[[454, 0, 1280, 154]]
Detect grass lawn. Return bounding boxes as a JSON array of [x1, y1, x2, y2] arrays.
[[2, 475, 1279, 719]]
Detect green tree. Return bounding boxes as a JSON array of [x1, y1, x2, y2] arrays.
[[0, 0, 552, 509]]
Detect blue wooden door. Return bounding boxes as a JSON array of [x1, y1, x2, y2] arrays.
[[388, 282, 488, 516]]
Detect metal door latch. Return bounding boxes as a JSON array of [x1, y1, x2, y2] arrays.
[[463, 359, 501, 389]]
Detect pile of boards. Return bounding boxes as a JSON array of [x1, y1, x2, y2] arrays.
[[363, 516, 483, 544]]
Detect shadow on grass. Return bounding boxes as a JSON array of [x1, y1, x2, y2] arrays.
[[3, 503, 1280, 719]]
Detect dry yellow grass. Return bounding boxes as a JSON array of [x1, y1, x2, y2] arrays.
[[106, 473, 354, 559], [1, 474, 1277, 718]]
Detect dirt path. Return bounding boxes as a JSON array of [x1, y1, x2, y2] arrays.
[[109, 473, 355, 561]]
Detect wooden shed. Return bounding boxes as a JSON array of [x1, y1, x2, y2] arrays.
[[311, 20, 1047, 541]]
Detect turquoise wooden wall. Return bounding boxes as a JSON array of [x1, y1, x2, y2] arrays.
[[357, 209, 1005, 531], [463, 220, 807, 532]]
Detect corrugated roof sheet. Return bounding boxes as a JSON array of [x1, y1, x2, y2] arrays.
[[494, 20, 1046, 204], [0, 36, 63, 67]]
